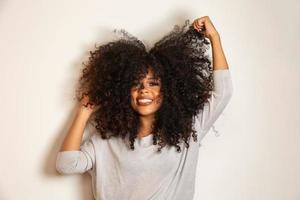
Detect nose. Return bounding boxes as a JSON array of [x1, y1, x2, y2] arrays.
[[138, 83, 149, 93], [140, 83, 145, 89]]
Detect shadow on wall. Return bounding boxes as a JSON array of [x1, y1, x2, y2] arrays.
[[44, 103, 94, 199], [43, 27, 116, 199]]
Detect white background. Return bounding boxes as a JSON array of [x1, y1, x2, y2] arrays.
[[0, 0, 299, 199]]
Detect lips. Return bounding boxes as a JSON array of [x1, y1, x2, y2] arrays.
[[137, 97, 153, 106]]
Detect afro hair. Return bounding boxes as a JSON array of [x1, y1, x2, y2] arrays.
[[75, 19, 213, 152]]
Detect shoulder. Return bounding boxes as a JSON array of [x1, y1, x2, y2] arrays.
[[87, 132, 122, 146], [88, 133, 105, 144]]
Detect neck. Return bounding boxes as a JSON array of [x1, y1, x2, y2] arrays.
[[138, 115, 155, 138]]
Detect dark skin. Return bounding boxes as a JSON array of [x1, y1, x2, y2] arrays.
[[130, 67, 163, 139], [192, 16, 229, 68]]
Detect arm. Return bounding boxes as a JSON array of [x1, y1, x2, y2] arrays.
[[56, 135, 96, 174], [193, 17, 233, 142], [210, 34, 229, 71], [194, 69, 233, 142], [193, 16, 229, 70], [59, 107, 91, 151], [56, 97, 96, 174]]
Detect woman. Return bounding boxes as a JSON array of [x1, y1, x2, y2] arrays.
[[56, 16, 233, 200]]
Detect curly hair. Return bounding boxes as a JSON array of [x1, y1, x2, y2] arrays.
[[75, 19, 213, 153]]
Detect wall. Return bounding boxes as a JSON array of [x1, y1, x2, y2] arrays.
[[0, 0, 299, 199]]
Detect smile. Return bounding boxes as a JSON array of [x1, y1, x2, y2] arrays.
[[137, 99, 153, 106]]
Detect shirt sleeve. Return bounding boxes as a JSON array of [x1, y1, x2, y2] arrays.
[[55, 135, 96, 174], [194, 68, 233, 143]]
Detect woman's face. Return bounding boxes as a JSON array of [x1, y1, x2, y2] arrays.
[[130, 68, 163, 117]]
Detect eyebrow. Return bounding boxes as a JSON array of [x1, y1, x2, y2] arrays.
[[147, 77, 160, 81]]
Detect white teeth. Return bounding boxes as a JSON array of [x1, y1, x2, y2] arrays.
[[138, 99, 153, 103]]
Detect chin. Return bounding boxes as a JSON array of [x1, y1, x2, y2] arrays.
[[131, 102, 162, 116], [136, 109, 157, 116]]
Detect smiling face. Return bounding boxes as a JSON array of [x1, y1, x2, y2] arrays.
[[130, 68, 163, 117]]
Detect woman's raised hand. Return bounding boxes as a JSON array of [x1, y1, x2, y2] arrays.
[[78, 94, 100, 118], [192, 16, 220, 40]]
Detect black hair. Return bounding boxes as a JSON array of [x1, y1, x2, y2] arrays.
[[75, 19, 213, 152]]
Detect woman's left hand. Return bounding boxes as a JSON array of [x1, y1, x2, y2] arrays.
[[192, 16, 219, 40]]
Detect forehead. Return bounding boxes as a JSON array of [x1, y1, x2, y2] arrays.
[[144, 68, 160, 80]]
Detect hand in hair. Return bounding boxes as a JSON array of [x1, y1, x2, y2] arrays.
[[192, 16, 219, 40]]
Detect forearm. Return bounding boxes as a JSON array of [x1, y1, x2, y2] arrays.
[[59, 107, 91, 151], [210, 34, 229, 70]]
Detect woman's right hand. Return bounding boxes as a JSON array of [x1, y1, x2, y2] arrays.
[[78, 94, 100, 118]]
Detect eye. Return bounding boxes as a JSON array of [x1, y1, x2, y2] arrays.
[[131, 80, 160, 90], [131, 83, 141, 90], [149, 81, 159, 86], [131, 81, 140, 88]]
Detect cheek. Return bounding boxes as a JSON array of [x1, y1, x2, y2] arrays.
[[130, 92, 137, 104], [132, 97, 137, 103], [154, 93, 163, 105]]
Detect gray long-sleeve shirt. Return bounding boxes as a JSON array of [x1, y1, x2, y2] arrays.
[[56, 69, 233, 200]]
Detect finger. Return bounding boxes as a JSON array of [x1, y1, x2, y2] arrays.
[[199, 24, 204, 31], [194, 25, 201, 32], [197, 20, 204, 28], [193, 23, 200, 31], [193, 19, 200, 28], [197, 18, 206, 26]]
